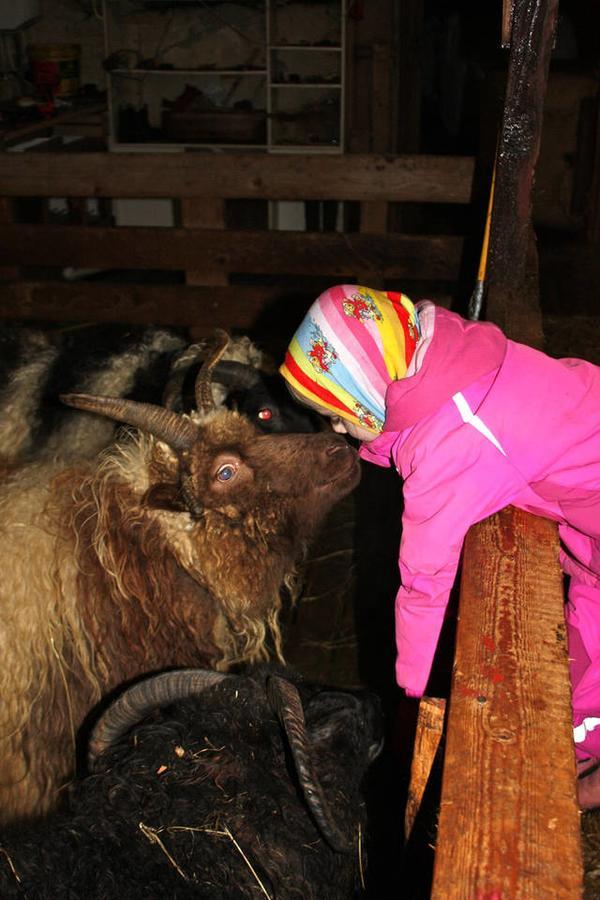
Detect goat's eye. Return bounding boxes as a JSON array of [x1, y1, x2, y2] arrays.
[[257, 408, 272, 421], [216, 464, 236, 482]]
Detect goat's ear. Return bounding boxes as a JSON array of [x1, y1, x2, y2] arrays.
[[142, 482, 188, 513]]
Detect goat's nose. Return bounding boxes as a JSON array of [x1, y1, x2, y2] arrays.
[[326, 439, 349, 456]]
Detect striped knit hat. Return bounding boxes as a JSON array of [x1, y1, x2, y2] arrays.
[[280, 284, 420, 434]]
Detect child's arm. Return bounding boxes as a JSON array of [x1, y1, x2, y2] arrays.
[[393, 432, 526, 697]]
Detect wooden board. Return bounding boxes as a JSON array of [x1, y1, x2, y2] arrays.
[[431, 507, 583, 897], [0, 282, 290, 329], [0, 152, 475, 204], [0, 225, 463, 281]]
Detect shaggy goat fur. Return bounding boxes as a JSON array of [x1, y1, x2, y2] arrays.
[[0, 408, 360, 825], [0, 666, 382, 899], [0, 324, 186, 467]]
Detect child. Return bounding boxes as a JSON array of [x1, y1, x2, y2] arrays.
[[279, 284, 600, 809]]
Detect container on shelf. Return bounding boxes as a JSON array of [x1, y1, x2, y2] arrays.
[[27, 43, 81, 98]]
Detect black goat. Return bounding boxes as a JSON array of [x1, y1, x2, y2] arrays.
[[0, 667, 382, 899]]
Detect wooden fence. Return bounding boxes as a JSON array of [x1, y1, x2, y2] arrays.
[[0, 151, 474, 333]]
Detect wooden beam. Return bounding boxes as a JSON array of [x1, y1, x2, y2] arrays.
[[432, 507, 583, 897], [0, 282, 293, 329], [180, 198, 228, 287], [0, 224, 464, 281], [405, 696, 446, 840], [485, 0, 560, 338], [0, 152, 475, 204]]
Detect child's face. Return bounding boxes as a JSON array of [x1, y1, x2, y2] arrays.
[[287, 386, 378, 443]]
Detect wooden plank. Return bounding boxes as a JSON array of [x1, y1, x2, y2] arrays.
[[180, 197, 228, 287], [432, 507, 583, 897], [0, 281, 291, 329], [405, 697, 446, 840], [0, 152, 475, 204], [0, 199, 18, 282], [485, 0, 560, 337], [0, 224, 464, 281], [0, 103, 106, 149]]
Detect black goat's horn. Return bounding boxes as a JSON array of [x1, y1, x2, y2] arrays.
[[194, 329, 231, 414], [267, 675, 353, 854], [88, 669, 229, 769], [60, 394, 198, 451], [211, 360, 262, 391], [162, 342, 207, 411]]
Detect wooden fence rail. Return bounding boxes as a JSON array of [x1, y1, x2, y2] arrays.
[[0, 151, 474, 332]]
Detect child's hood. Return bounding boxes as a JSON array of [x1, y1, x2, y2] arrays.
[[382, 305, 508, 432]]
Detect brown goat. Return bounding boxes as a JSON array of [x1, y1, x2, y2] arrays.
[[0, 333, 360, 825]]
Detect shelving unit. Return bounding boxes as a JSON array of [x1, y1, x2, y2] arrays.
[[102, 0, 345, 153]]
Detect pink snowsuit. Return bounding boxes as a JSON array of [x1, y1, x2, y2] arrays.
[[359, 302, 600, 760]]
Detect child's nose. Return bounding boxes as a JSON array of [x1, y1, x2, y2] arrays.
[[331, 418, 347, 434]]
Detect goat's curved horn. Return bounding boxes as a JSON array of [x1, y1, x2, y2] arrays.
[[267, 675, 353, 854], [194, 329, 231, 414], [211, 360, 262, 391], [60, 394, 198, 451], [162, 342, 207, 411], [88, 669, 229, 770]]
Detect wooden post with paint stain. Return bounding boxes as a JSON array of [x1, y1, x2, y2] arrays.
[[431, 509, 583, 896]]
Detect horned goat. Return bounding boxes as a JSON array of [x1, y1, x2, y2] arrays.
[[0, 666, 382, 899], [0, 331, 360, 825]]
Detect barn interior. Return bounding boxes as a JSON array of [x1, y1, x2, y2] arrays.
[[0, 0, 599, 897]]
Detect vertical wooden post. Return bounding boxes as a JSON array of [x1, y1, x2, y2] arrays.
[[180, 198, 228, 287], [404, 697, 446, 840], [431, 510, 583, 897], [181, 197, 228, 340], [0, 199, 19, 282], [484, 0, 559, 347]]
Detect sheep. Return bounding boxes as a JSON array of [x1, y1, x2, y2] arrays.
[[0, 330, 361, 826], [0, 665, 383, 899]]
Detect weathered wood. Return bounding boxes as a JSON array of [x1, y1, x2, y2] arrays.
[[180, 197, 228, 287], [405, 697, 446, 840], [0, 281, 290, 329], [0, 152, 475, 203], [0, 199, 18, 282], [432, 507, 583, 897], [0, 224, 463, 281], [485, 0, 560, 336]]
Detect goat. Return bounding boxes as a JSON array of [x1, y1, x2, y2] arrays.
[[0, 331, 361, 825], [164, 338, 322, 434], [0, 666, 382, 899]]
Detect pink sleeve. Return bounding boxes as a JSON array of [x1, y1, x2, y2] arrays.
[[394, 427, 525, 697]]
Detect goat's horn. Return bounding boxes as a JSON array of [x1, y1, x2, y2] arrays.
[[162, 342, 207, 411], [88, 669, 229, 770], [60, 394, 198, 451], [194, 329, 231, 414], [211, 360, 262, 391], [267, 675, 353, 854]]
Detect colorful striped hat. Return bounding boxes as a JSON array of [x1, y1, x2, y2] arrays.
[[280, 284, 420, 434]]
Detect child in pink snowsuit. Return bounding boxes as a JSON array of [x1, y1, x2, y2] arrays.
[[280, 284, 600, 809]]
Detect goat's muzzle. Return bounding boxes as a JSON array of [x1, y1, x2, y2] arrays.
[[318, 438, 360, 491]]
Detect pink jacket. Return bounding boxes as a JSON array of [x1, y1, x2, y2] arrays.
[[360, 303, 600, 697]]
